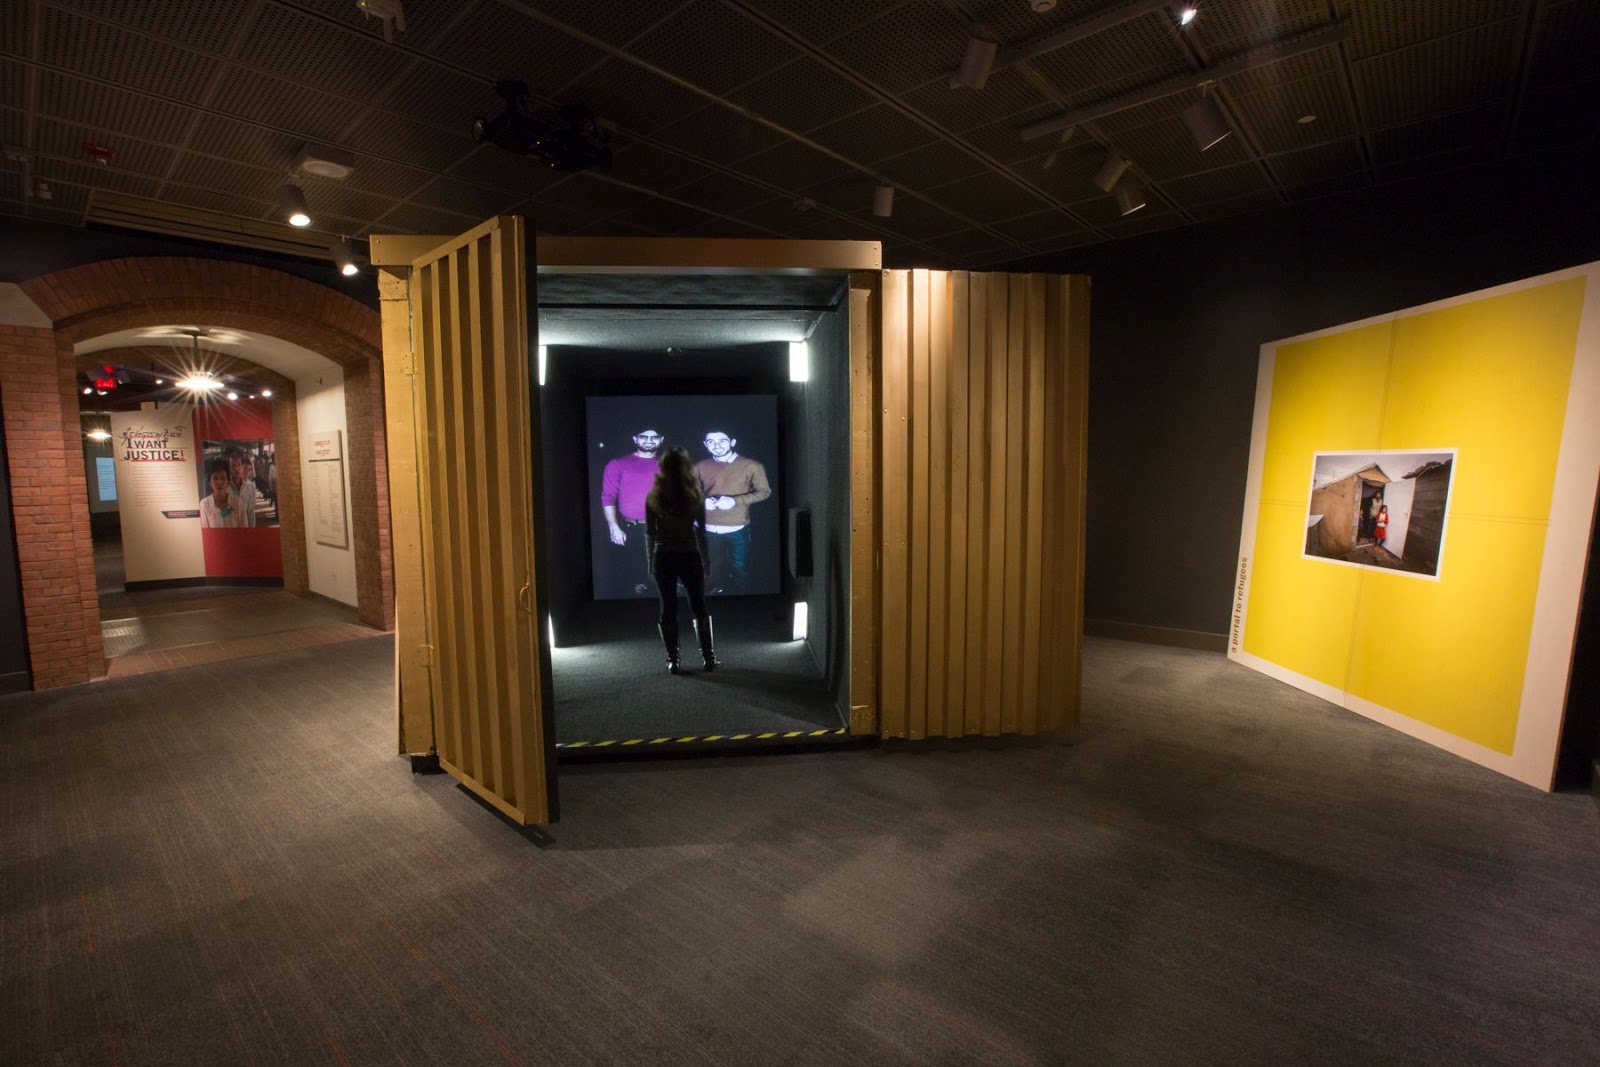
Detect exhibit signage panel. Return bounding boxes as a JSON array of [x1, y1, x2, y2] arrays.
[[1230, 263, 1600, 789], [111, 406, 204, 583], [305, 429, 348, 549]]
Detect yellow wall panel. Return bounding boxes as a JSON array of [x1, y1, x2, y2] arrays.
[[1235, 264, 1598, 789], [1242, 500, 1363, 687], [1382, 280, 1584, 519], [1345, 516, 1548, 754], [1260, 322, 1393, 504]]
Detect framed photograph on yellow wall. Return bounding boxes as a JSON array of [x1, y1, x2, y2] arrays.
[[1230, 262, 1600, 790], [1304, 450, 1456, 578]]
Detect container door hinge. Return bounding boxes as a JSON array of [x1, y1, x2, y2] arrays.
[[414, 644, 434, 668], [400, 351, 417, 376]]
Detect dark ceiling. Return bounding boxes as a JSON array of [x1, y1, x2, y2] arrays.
[[3, 0, 1597, 270]]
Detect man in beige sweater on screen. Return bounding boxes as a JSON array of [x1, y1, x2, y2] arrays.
[[695, 429, 771, 595]]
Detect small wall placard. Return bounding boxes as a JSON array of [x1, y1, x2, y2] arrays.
[[305, 429, 348, 549]]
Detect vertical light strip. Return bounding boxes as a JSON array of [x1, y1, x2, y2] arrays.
[[538, 344, 548, 386], [792, 601, 808, 641], [789, 341, 810, 382]]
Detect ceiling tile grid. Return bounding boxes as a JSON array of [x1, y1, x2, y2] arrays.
[[1368, 106, 1501, 165], [898, 68, 1053, 137], [5, 0, 1596, 268], [185, 114, 305, 174], [561, 61, 717, 138], [1353, 20, 1516, 129], [1348, 0, 1521, 60], [1111, 112, 1254, 181], [36, 118, 176, 177], [646, 106, 788, 165], [1230, 71, 1358, 154], [39, 5, 222, 105], [728, 57, 878, 134], [1031, 15, 1191, 107], [817, 2, 970, 95], [1266, 139, 1368, 188], [34, 157, 161, 200], [342, 109, 475, 174], [919, 170, 1053, 226], [628, 0, 802, 96], [375, 65, 506, 133], [36, 71, 195, 145], [240, 3, 413, 101], [1162, 162, 1276, 210], [805, 106, 942, 167], [168, 155, 285, 202], [733, 0, 907, 49], [210, 68, 370, 145], [1190, 0, 1329, 56]]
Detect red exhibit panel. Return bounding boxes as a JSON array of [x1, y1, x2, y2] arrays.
[[201, 527, 282, 577], [192, 398, 283, 579]]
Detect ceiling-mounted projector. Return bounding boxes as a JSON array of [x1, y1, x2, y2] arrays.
[[471, 81, 612, 172]]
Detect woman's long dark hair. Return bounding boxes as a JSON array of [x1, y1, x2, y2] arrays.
[[647, 446, 702, 517]]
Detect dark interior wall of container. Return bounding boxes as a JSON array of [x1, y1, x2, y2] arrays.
[[784, 304, 851, 712]]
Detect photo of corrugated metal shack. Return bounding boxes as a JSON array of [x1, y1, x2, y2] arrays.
[[1304, 452, 1454, 576]]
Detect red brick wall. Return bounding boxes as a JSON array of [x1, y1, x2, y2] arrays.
[[0, 325, 104, 687], [3, 258, 392, 689]]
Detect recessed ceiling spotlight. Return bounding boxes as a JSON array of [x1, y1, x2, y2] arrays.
[[1179, 6, 1199, 25], [226, 391, 239, 401], [332, 237, 361, 276], [260, 388, 273, 398], [155, 378, 165, 385], [1297, 114, 1318, 124], [277, 184, 311, 227]]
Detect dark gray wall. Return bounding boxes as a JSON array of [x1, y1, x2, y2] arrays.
[[0, 387, 30, 693], [786, 304, 851, 711], [1004, 139, 1600, 637]]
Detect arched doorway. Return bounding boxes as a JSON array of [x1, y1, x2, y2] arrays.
[[1, 258, 393, 689]]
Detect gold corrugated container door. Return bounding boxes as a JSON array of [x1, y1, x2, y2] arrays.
[[877, 270, 1088, 739], [409, 217, 556, 825]]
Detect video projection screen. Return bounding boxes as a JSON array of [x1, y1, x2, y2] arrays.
[[587, 394, 780, 601]]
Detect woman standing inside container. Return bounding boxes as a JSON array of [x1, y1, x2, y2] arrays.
[[645, 447, 719, 674]]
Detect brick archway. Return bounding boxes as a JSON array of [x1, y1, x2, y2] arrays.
[[2, 258, 392, 689]]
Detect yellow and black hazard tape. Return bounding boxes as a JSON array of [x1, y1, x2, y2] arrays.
[[557, 727, 848, 750]]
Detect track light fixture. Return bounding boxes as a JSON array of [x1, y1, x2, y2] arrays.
[[1114, 177, 1147, 216], [1182, 87, 1231, 151], [951, 35, 999, 90], [277, 184, 311, 227], [872, 184, 896, 218], [1179, 5, 1198, 25], [1092, 150, 1131, 193], [332, 237, 360, 276]]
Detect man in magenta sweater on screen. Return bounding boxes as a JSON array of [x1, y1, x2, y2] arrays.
[[600, 427, 663, 595]]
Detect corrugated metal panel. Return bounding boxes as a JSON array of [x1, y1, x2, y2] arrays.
[[877, 270, 1086, 739]]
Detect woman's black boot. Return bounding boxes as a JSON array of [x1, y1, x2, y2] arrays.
[[658, 621, 681, 674], [694, 614, 719, 671]]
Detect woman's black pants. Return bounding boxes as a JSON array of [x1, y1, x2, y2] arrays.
[[653, 550, 708, 625]]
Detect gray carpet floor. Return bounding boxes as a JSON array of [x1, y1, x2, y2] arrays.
[[552, 598, 843, 744], [2, 635, 1597, 1065]]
